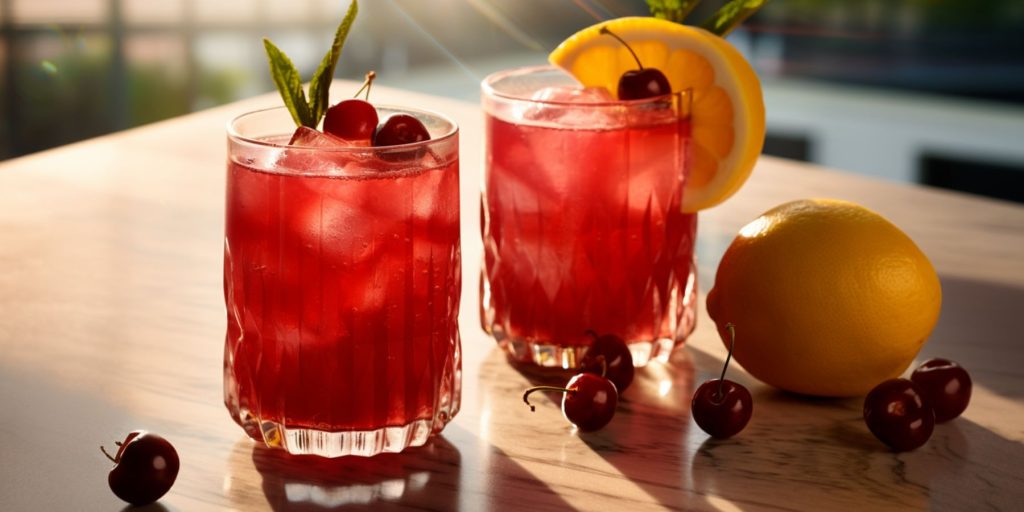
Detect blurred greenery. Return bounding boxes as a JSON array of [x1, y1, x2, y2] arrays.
[[4, 44, 245, 159]]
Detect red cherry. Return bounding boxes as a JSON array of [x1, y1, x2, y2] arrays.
[[523, 373, 618, 432], [863, 379, 935, 451], [322, 71, 379, 143], [101, 431, 180, 505], [617, 68, 672, 100], [911, 358, 972, 422], [323, 99, 378, 142], [692, 379, 753, 439], [691, 323, 753, 438], [580, 332, 634, 393], [373, 114, 431, 147], [600, 26, 672, 100]]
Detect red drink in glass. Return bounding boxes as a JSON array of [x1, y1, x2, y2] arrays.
[[224, 106, 460, 457], [481, 66, 696, 367]]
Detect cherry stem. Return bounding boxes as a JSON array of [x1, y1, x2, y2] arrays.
[[100, 445, 117, 463], [596, 355, 608, 378], [352, 70, 377, 100], [716, 323, 737, 401], [600, 26, 644, 70], [584, 329, 598, 340], [523, 386, 574, 412]]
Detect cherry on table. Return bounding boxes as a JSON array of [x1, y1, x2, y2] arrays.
[[691, 323, 753, 438], [101, 430, 180, 506], [911, 358, 972, 423], [600, 26, 672, 100], [373, 114, 431, 147], [580, 331, 634, 393], [863, 378, 935, 451], [523, 373, 618, 432]]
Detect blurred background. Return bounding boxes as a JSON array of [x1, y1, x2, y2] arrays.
[[1, 0, 1022, 202]]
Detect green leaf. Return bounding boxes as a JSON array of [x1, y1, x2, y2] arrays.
[[308, 0, 359, 127], [646, 0, 702, 24], [263, 38, 314, 127], [701, 0, 769, 37]]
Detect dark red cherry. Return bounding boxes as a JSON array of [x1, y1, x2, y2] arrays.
[[600, 26, 672, 100], [580, 332, 634, 393], [692, 323, 752, 438], [863, 379, 935, 451], [524, 373, 618, 432], [911, 358, 972, 423], [692, 379, 753, 439], [323, 99, 378, 142], [618, 68, 672, 100], [101, 431, 180, 505], [373, 114, 430, 147]]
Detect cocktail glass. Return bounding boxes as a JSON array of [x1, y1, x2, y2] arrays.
[[224, 105, 461, 457], [481, 65, 695, 368]]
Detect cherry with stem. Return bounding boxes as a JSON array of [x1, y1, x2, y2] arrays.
[[101, 430, 180, 506], [324, 70, 379, 142], [600, 26, 671, 100], [523, 373, 618, 432], [691, 323, 753, 438]]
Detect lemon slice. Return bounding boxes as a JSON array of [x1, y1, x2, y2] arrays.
[[549, 17, 765, 212]]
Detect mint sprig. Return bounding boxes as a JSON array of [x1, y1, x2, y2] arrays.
[[263, 0, 358, 128], [701, 0, 768, 36], [263, 39, 314, 127], [646, 0, 701, 24]]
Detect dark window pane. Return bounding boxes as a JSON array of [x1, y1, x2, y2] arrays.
[[921, 154, 1024, 204]]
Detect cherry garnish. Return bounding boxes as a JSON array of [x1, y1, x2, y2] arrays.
[[580, 331, 634, 393], [373, 114, 431, 147], [101, 430, 180, 506], [324, 100, 377, 141], [863, 379, 935, 451], [324, 71, 378, 142], [600, 26, 671, 100], [692, 323, 753, 439], [523, 373, 618, 432], [911, 358, 972, 423]]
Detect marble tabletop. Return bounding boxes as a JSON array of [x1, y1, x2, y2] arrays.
[[0, 83, 1022, 511]]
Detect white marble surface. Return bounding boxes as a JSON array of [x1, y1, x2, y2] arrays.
[[0, 84, 1022, 511]]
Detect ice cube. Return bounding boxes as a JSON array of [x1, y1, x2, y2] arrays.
[[288, 126, 348, 147], [522, 86, 625, 128], [276, 127, 364, 175], [530, 85, 615, 104]]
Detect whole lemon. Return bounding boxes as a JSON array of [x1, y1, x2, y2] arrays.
[[706, 199, 942, 397]]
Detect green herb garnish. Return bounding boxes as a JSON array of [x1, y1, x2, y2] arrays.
[[263, 0, 358, 128], [647, 0, 769, 37], [646, 0, 702, 24], [700, 0, 768, 37]]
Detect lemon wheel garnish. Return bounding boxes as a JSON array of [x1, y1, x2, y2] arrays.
[[549, 17, 765, 212]]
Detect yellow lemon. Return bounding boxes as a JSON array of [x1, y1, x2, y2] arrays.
[[706, 199, 942, 397], [549, 17, 765, 212]]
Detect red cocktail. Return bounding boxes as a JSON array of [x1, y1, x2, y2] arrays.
[[481, 66, 696, 368], [224, 106, 460, 457]]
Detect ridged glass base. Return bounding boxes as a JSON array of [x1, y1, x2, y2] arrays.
[[254, 419, 435, 458], [495, 335, 682, 368], [484, 258, 699, 369]]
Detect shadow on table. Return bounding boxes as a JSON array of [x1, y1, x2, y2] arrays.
[[507, 347, 716, 510], [928, 274, 1024, 399], [243, 436, 460, 511], [120, 503, 171, 512], [228, 422, 580, 511]]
